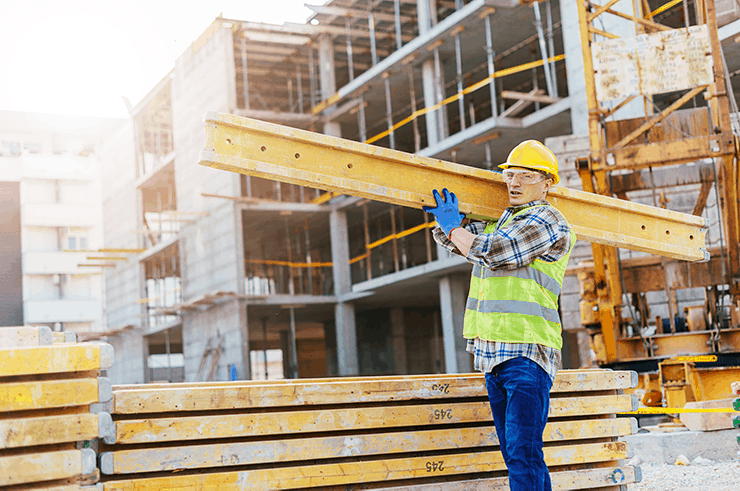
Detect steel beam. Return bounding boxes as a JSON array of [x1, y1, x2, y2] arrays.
[[199, 113, 709, 262]]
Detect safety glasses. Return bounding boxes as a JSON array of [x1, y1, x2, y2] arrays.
[[502, 169, 548, 185]]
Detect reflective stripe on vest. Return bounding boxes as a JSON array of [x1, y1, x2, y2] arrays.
[[462, 204, 575, 350]]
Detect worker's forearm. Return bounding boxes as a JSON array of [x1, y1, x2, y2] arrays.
[[449, 227, 476, 257]]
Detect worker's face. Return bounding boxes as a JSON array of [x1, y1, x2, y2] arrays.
[[504, 166, 552, 206]]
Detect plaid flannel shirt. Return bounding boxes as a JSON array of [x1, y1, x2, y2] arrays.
[[432, 199, 572, 382]]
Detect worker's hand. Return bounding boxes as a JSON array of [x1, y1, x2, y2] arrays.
[[423, 188, 465, 236]]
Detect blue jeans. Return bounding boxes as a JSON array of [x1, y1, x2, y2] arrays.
[[485, 357, 553, 491]]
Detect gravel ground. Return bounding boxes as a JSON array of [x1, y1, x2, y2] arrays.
[[629, 459, 740, 490]]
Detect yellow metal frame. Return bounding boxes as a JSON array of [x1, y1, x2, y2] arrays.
[[576, 0, 739, 364], [199, 112, 709, 262]]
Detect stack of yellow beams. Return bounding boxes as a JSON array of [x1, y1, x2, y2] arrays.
[[0, 326, 114, 490], [100, 370, 641, 490]]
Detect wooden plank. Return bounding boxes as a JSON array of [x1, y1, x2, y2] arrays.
[[0, 449, 94, 486], [112, 369, 637, 393], [595, 135, 735, 171], [112, 373, 638, 414], [501, 89, 561, 104], [113, 395, 635, 444], [102, 419, 634, 474], [0, 378, 105, 412], [113, 384, 636, 415], [550, 394, 637, 417], [0, 413, 100, 449], [372, 465, 641, 489], [198, 113, 709, 262], [100, 441, 627, 490], [0, 344, 113, 376], [5, 486, 91, 491], [0, 326, 52, 348]]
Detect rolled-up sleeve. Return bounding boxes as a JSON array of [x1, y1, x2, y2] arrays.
[[431, 221, 490, 265], [466, 206, 571, 270]]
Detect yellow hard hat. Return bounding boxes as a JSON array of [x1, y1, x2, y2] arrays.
[[500, 140, 559, 184]]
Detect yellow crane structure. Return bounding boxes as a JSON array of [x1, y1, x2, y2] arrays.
[[573, 0, 740, 409]]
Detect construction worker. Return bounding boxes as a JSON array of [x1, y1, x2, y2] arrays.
[[423, 140, 575, 491]]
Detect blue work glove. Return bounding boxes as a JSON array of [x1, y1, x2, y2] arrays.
[[423, 188, 465, 236]]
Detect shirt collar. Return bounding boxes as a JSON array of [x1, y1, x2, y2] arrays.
[[506, 199, 549, 213]]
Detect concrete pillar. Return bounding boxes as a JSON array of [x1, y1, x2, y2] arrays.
[[560, 0, 644, 135], [390, 307, 408, 374], [418, 0, 440, 146], [318, 34, 341, 137], [329, 210, 359, 375], [421, 61, 440, 146], [239, 303, 250, 380], [439, 274, 471, 373]]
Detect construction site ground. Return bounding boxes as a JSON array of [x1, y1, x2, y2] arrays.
[[628, 459, 740, 490], [622, 426, 740, 490]]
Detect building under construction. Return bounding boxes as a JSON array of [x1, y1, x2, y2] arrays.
[[96, 0, 740, 409]]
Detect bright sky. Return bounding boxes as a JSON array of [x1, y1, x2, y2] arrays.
[[0, 0, 320, 119]]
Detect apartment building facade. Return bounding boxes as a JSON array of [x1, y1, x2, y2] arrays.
[[0, 110, 120, 335]]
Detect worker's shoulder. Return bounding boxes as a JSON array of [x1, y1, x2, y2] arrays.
[[517, 202, 567, 223], [542, 204, 569, 224]]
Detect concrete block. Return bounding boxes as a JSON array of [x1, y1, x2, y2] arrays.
[[98, 412, 115, 444], [39, 325, 53, 345], [99, 343, 114, 369], [622, 427, 740, 463], [81, 447, 96, 475], [98, 377, 112, 403], [680, 398, 737, 431]]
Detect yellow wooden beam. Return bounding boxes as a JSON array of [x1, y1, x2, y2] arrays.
[[106, 418, 633, 472], [593, 4, 671, 31], [198, 113, 709, 262], [100, 441, 627, 489], [393, 466, 641, 490], [0, 344, 113, 376], [587, 0, 622, 21], [0, 325, 53, 348], [0, 378, 108, 412], [113, 378, 636, 414], [0, 413, 107, 449], [112, 369, 636, 392], [0, 448, 95, 487], [113, 398, 634, 444]]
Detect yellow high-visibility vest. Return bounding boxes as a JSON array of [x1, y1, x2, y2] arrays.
[[462, 205, 576, 349]]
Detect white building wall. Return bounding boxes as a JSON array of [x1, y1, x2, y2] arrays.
[[16, 155, 106, 334]]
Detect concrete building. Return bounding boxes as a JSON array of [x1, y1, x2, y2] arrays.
[[0, 110, 121, 335], [97, 0, 740, 385]]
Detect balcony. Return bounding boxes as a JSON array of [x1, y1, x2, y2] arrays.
[[22, 203, 95, 227], [24, 299, 100, 323], [23, 251, 89, 274]]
